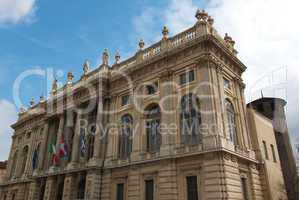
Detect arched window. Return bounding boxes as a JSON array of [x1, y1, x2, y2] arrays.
[[180, 93, 202, 145], [20, 146, 29, 176], [225, 99, 238, 145], [10, 150, 18, 178], [145, 104, 161, 152], [77, 173, 86, 200], [119, 114, 133, 159], [32, 143, 40, 170]]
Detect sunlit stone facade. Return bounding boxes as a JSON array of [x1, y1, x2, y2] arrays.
[[0, 10, 290, 200]]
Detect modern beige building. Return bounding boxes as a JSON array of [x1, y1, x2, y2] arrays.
[[0, 10, 291, 200]]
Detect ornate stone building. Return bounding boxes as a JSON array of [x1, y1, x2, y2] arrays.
[[0, 162, 7, 184], [0, 10, 290, 200]]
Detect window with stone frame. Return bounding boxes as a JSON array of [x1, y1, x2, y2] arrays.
[[20, 145, 29, 176], [145, 104, 161, 153], [225, 99, 238, 145], [77, 173, 86, 200], [87, 133, 95, 160], [10, 150, 18, 178], [56, 176, 65, 200], [121, 95, 130, 106], [241, 177, 249, 200], [116, 183, 125, 200], [119, 114, 133, 159], [146, 81, 159, 95], [262, 140, 269, 160], [180, 70, 195, 85], [223, 78, 231, 90], [186, 176, 199, 200], [180, 93, 202, 145], [145, 179, 154, 200], [270, 144, 277, 162]]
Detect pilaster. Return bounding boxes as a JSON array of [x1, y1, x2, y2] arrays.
[[27, 181, 39, 200], [68, 113, 81, 169], [38, 123, 49, 171], [43, 177, 56, 200], [62, 174, 77, 200], [85, 170, 102, 200], [159, 71, 176, 156]]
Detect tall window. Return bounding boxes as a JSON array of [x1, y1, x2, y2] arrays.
[[38, 179, 46, 200], [241, 177, 249, 200], [32, 144, 40, 170], [180, 70, 195, 85], [119, 114, 133, 159], [146, 82, 158, 95], [225, 100, 238, 145], [270, 144, 276, 162], [145, 180, 154, 200], [20, 146, 29, 176], [10, 150, 18, 178], [181, 94, 202, 145], [186, 176, 199, 200], [121, 95, 130, 106], [77, 174, 86, 200], [87, 133, 95, 160], [56, 176, 65, 200], [262, 141, 269, 160], [145, 104, 161, 153], [116, 183, 125, 200]]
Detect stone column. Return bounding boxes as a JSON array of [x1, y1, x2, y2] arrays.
[[159, 71, 176, 156], [68, 113, 81, 169], [85, 170, 102, 200], [89, 97, 104, 166], [27, 181, 39, 200], [38, 122, 49, 171], [43, 177, 56, 200], [62, 174, 77, 200], [54, 114, 65, 168]]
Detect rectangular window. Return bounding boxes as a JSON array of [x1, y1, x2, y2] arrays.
[[262, 141, 269, 160], [180, 70, 195, 85], [296, 146, 299, 154], [241, 177, 249, 200], [270, 144, 277, 162], [116, 183, 124, 200], [224, 78, 231, 89], [186, 176, 199, 200], [145, 180, 154, 200], [121, 95, 130, 106], [146, 82, 158, 95]]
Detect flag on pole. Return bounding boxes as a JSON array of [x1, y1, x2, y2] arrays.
[[80, 131, 86, 156], [59, 134, 68, 158], [49, 138, 59, 166]]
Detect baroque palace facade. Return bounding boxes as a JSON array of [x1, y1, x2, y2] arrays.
[[0, 10, 291, 200]]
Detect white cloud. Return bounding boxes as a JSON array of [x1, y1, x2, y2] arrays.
[[0, 99, 17, 160], [133, 0, 299, 144], [0, 0, 37, 25]]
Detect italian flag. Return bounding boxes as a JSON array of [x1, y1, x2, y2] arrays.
[[49, 139, 59, 166], [59, 134, 68, 158]]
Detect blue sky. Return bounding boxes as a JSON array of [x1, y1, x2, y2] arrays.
[[0, 0, 298, 160]]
